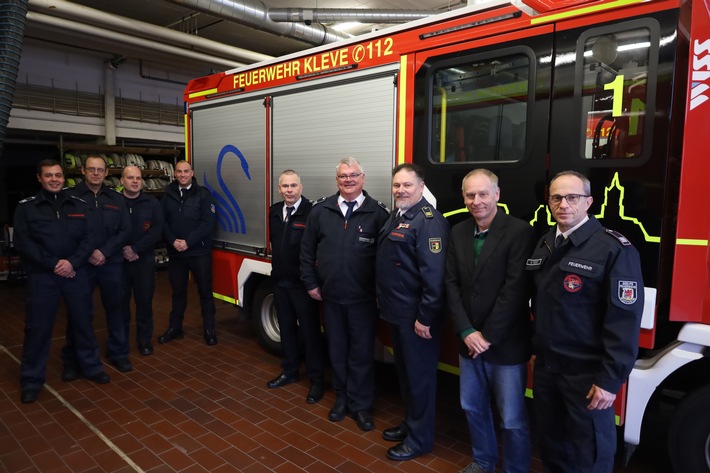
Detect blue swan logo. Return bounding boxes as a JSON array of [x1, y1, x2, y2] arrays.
[[202, 144, 251, 234]]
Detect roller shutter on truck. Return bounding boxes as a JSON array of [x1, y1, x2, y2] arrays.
[[271, 66, 398, 207], [189, 64, 398, 255]]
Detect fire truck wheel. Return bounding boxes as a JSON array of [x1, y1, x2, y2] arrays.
[[252, 282, 282, 356], [667, 384, 710, 473]]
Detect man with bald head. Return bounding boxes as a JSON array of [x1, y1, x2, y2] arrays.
[[526, 170, 643, 473], [120, 166, 164, 356]]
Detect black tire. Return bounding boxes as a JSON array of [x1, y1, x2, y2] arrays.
[[668, 385, 710, 473], [252, 282, 282, 356]]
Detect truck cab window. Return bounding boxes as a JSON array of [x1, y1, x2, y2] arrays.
[[579, 27, 654, 160], [431, 53, 529, 164]]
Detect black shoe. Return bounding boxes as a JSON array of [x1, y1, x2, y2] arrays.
[[112, 359, 133, 372], [267, 372, 298, 389], [61, 365, 80, 382], [353, 410, 374, 432], [383, 424, 408, 442], [138, 343, 153, 356], [158, 328, 184, 344], [204, 329, 217, 346], [328, 399, 347, 422], [306, 383, 324, 404], [386, 442, 421, 461], [21, 388, 39, 404], [86, 371, 110, 384]]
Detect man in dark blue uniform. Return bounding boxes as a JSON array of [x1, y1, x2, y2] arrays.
[[526, 171, 644, 473], [63, 155, 131, 375], [446, 169, 534, 473], [376, 163, 449, 461], [159, 160, 217, 345], [14, 159, 109, 403], [266, 169, 325, 404], [120, 165, 164, 356], [301, 157, 389, 432]]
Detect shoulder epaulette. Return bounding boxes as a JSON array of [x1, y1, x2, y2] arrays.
[[312, 197, 327, 206], [377, 201, 390, 213], [18, 196, 36, 204], [421, 206, 434, 219], [605, 228, 632, 246], [70, 195, 88, 204]]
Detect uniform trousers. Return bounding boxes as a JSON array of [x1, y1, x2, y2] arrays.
[[122, 254, 156, 346], [273, 284, 324, 384], [390, 322, 441, 453], [62, 262, 128, 365], [23, 268, 103, 388], [167, 253, 215, 330], [323, 299, 377, 412], [533, 359, 617, 473]]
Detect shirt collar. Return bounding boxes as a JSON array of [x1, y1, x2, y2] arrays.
[[556, 215, 589, 239], [283, 197, 302, 216], [338, 193, 364, 209]]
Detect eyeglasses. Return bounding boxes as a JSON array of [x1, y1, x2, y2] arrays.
[[548, 194, 590, 205], [85, 167, 106, 174], [337, 172, 363, 180]]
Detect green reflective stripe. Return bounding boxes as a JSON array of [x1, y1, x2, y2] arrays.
[[188, 88, 218, 99], [213, 292, 237, 305], [677, 238, 709, 246], [437, 362, 460, 375], [530, 0, 643, 25]]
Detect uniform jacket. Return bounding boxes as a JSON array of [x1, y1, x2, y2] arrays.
[[69, 182, 130, 264], [446, 210, 534, 364], [526, 216, 643, 394], [300, 191, 389, 305], [376, 198, 449, 328], [162, 179, 216, 257], [269, 197, 312, 288], [13, 190, 94, 274], [123, 191, 164, 259]]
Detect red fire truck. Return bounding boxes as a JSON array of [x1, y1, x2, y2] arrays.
[[183, 0, 710, 469]]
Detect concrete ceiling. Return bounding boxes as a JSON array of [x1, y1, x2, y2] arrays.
[[24, 0, 468, 71]]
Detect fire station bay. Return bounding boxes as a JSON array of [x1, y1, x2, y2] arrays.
[[1, 0, 709, 472]]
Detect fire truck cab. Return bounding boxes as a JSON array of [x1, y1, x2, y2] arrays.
[[184, 0, 710, 470]]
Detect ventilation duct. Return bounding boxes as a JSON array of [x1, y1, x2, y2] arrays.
[[268, 8, 437, 24], [28, 0, 272, 65], [0, 0, 28, 158], [165, 0, 351, 46]]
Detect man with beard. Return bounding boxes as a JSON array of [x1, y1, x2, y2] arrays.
[[376, 163, 449, 461]]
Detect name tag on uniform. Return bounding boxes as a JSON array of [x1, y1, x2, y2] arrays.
[[526, 257, 544, 269], [560, 257, 601, 277]]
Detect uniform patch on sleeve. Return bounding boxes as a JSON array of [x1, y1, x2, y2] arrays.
[[618, 280, 638, 304], [429, 238, 442, 253]]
